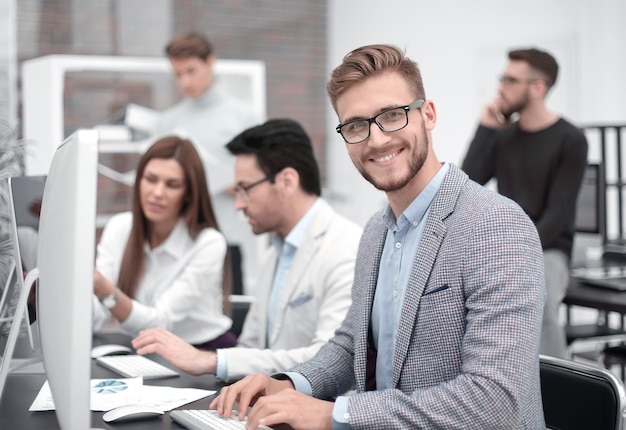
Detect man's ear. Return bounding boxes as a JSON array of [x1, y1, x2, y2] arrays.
[[276, 167, 300, 194], [421, 99, 437, 131], [205, 54, 216, 68], [531, 79, 549, 99]]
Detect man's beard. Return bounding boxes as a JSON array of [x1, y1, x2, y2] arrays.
[[354, 129, 428, 192], [501, 93, 530, 118]]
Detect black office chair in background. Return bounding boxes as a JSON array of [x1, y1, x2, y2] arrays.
[[226, 244, 253, 338], [540, 354, 626, 430]]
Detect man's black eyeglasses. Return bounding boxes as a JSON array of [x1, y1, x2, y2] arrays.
[[499, 75, 542, 86], [234, 176, 273, 201], [335, 99, 425, 144]]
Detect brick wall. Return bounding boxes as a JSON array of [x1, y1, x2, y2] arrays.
[[17, 0, 328, 219]]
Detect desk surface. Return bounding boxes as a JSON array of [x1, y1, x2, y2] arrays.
[[0, 331, 224, 430], [567, 255, 626, 315], [565, 280, 626, 314]]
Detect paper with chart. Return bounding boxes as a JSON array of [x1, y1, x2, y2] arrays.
[[29, 377, 215, 412]]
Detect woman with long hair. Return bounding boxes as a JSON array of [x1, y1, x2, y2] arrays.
[[92, 135, 236, 350]]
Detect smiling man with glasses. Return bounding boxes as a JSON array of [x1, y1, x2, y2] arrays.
[[463, 47, 588, 360], [211, 44, 546, 430]]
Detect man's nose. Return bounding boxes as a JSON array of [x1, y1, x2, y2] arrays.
[[367, 122, 392, 147]]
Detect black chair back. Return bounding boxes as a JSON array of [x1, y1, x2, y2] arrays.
[[540, 354, 626, 430]]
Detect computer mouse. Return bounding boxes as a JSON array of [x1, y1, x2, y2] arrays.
[[91, 344, 133, 359], [102, 404, 164, 423]]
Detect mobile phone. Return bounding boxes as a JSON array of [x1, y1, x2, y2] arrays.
[[496, 112, 512, 124]]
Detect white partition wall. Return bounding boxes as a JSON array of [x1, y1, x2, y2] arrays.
[[325, 0, 626, 228], [21, 54, 266, 175]]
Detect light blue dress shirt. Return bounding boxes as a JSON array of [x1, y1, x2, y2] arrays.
[[287, 163, 450, 429], [216, 199, 321, 380], [370, 162, 450, 390]]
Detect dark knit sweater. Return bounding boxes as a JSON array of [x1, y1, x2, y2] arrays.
[[462, 118, 588, 257]]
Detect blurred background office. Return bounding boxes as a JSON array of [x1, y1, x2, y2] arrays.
[[0, 0, 624, 226], [0, 0, 623, 294]]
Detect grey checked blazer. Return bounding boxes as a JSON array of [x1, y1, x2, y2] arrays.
[[290, 164, 546, 429]]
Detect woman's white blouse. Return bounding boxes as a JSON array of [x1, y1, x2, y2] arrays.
[[92, 212, 232, 344]]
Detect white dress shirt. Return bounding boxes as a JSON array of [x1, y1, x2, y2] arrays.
[[92, 212, 232, 344]]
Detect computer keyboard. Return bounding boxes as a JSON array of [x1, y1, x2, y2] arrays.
[[170, 409, 272, 430], [95, 354, 179, 380]]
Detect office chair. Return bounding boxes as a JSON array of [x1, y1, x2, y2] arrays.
[[228, 244, 244, 296], [221, 245, 245, 318], [228, 294, 254, 338], [540, 354, 626, 430], [225, 244, 254, 337]]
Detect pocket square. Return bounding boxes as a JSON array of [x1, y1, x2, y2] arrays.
[[423, 284, 450, 296], [289, 292, 313, 307]]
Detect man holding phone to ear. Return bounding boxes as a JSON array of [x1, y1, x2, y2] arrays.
[[462, 47, 588, 359]]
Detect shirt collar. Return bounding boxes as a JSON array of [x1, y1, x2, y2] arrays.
[[383, 162, 451, 231], [272, 198, 322, 252], [144, 218, 190, 257]]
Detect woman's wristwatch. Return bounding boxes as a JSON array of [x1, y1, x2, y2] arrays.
[[101, 288, 121, 309]]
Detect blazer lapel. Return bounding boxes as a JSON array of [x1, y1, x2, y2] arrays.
[[392, 165, 467, 386], [257, 245, 278, 346], [268, 202, 329, 345], [355, 220, 386, 392]]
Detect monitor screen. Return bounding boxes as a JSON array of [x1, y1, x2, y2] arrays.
[[0, 175, 45, 400], [574, 163, 605, 235], [8, 175, 46, 326], [36, 129, 98, 429]]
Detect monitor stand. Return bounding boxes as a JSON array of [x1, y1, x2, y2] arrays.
[[0, 268, 39, 400], [0, 269, 104, 430], [0, 262, 16, 322]]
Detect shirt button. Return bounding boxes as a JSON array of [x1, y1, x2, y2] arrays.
[[395, 242, 401, 249], [393, 290, 398, 297], [344, 413, 350, 420], [413, 221, 418, 227]]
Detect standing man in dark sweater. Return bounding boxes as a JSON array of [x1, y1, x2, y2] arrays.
[[463, 47, 588, 359]]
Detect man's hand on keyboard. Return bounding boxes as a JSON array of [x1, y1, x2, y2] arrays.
[[211, 374, 333, 430], [132, 327, 216, 375], [211, 373, 292, 418], [209, 374, 333, 430]]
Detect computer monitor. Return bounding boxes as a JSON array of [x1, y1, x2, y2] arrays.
[[0, 175, 45, 400], [36, 129, 98, 429], [8, 175, 46, 327], [574, 163, 605, 236]]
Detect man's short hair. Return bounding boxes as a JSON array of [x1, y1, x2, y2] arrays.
[[226, 118, 321, 196], [165, 32, 214, 60], [508, 47, 559, 89], [326, 44, 425, 112]]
